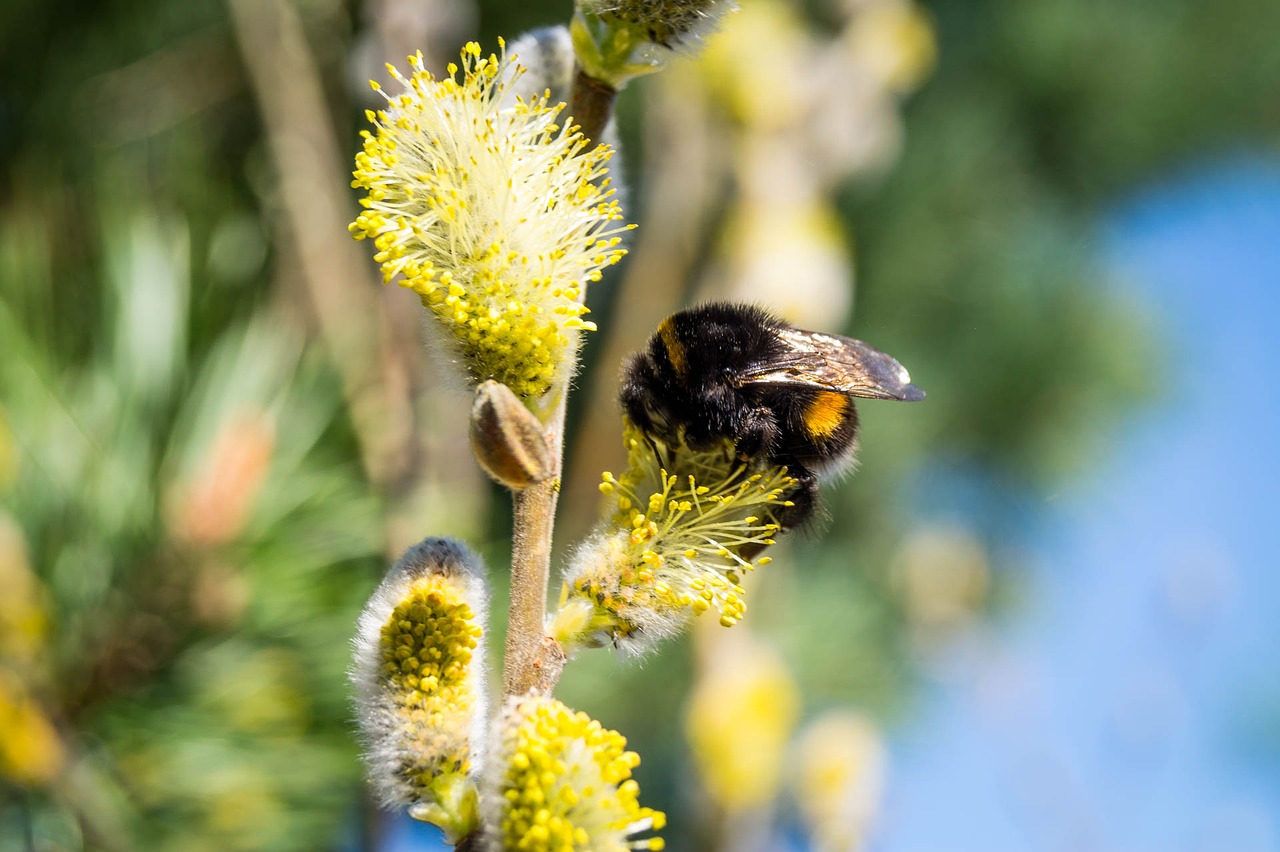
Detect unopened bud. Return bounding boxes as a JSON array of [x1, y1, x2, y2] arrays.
[[470, 381, 553, 490]]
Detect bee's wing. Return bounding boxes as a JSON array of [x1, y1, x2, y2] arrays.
[[743, 328, 926, 401]]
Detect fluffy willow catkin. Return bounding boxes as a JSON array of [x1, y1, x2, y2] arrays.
[[505, 26, 577, 102], [506, 26, 628, 189], [351, 538, 488, 840], [551, 421, 797, 655], [349, 41, 634, 410]]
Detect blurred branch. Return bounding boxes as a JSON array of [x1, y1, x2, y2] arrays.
[[75, 29, 244, 143], [227, 0, 414, 494]]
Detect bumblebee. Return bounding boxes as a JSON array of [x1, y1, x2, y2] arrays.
[[620, 302, 924, 533]]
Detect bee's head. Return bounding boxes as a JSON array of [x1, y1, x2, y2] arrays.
[[651, 303, 782, 389]]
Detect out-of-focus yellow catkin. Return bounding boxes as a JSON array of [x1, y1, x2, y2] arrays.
[[0, 515, 45, 668], [718, 194, 854, 331], [792, 712, 888, 852], [891, 523, 989, 641], [551, 421, 796, 655], [351, 538, 488, 841], [349, 42, 633, 408], [0, 407, 16, 492], [700, 0, 809, 129], [842, 0, 936, 95], [685, 631, 799, 811], [0, 668, 64, 786], [488, 693, 665, 851], [0, 516, 58, 799]]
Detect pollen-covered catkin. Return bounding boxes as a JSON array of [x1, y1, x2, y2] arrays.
[[551, 421, 794, 655], [349, 42, 634, 407], [485, 693, 666, 851]]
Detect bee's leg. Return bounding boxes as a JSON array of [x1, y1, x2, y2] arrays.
[[774, 470, 818, 534]]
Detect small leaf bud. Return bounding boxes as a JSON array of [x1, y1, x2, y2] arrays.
[[469, 381, 553, 490]]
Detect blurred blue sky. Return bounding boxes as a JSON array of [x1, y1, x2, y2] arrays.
[[880, 155, 1280, 852]]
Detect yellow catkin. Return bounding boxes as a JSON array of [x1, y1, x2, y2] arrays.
[[352, 538, 487, 841], [496, 695, 665, 851], [349, 43, 635, 402], [377, 576, 482, 785], [554, 421, 797, 652]]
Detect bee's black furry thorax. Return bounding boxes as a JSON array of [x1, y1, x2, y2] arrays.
[[619, 302, 924, 537], [621, 303, 788, 456]]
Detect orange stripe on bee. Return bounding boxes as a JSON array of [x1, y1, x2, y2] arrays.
[[803, 392, 849, 440], [657, 318, 689, 378]]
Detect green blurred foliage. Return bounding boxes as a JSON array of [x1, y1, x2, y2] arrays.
[[1, 0, 1278, 848], [0, 198, 384, 848], [1, 1, 385, 848], [797, 0, 1280, 731]]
